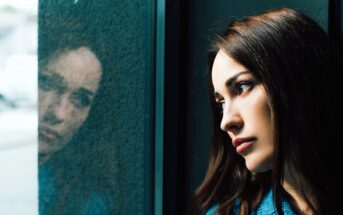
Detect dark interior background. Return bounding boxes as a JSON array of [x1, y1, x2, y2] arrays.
[[163, 1, 331, 215]]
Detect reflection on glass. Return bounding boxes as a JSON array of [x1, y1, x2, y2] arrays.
[[38, 41, 114, 214], [39, 47, 102, 164], [39, 0, 154, 213]]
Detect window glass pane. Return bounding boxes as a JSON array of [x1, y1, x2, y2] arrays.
[[38, 1, 154, 214]]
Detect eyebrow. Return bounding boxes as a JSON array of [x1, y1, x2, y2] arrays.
[[41, 69, 68, 90], [214, 70, 250, 100], [225, 71, 250, 87]]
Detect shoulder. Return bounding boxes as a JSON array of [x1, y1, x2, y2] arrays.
[[82, 191, 113, 215], [205, 189, 295, 215], [255, 189, 295, 215]]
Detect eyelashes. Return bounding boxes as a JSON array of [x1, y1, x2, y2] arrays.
[[215, 80, 256, 114], [69, 91, 92, 109], [234, 81, 255, 95]]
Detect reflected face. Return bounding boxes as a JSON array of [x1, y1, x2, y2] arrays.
[[38, 47, 102, 157], [211, 50, 274, 172]]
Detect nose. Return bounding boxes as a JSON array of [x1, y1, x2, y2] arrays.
[[42, 110, 63, 125], [42, 96, 68, 125], [220, 102, 243, 134]]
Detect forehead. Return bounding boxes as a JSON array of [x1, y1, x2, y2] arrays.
[[211, 50, 248, 83], [46, 47, 102, 92]]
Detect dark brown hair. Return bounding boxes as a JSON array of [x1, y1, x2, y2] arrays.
[[191, 8, 343, 215]]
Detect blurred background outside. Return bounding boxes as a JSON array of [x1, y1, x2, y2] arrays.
[[0, 0, 38, 214]]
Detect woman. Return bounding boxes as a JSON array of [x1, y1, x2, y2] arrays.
[[38, 46, 102, 164], [191, 8, 343, 215], [38, 40, 116, 214]]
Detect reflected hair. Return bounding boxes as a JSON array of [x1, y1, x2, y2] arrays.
[[191, 8, 343, 215]]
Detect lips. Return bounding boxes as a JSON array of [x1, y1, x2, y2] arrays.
[[39, 126, 62, 142], [232, 137, 256, 154]]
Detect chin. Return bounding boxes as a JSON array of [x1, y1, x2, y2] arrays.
[[38, 141, 50, 154], [39, 141, 63, 156], [244, 156, 272, 173]]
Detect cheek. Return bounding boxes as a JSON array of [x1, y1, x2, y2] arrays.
[[256, 101, 272, 134], [251, 92, 274, 165], [64, 108, 91, 134], [242, 88, 274, 150], [246, 89, 272, 131]]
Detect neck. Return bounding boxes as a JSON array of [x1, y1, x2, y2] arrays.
[[282, 165, 315, 215]]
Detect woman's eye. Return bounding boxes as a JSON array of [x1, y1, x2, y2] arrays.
[[69, 93, 91, 109], [236, 81, 254, 95], [38, 73, 53, 91]]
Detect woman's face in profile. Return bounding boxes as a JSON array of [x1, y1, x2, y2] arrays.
[[38, 47, 102, 157], [211, 50, 274, 172]]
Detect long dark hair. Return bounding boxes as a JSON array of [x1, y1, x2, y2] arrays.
[[191, 8, 343, 215]]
